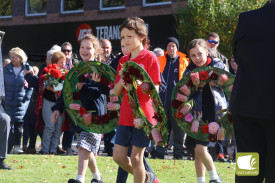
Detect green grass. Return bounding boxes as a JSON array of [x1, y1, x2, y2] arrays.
[[0, 155, 235, 183]]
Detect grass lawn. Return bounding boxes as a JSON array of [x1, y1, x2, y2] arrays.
[[0, 155, 235, 183]]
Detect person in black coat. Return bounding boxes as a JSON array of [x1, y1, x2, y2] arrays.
[[230, 1, 275, 182]]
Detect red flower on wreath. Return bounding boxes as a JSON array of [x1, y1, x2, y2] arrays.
[[153, 113, 163, 122], [78, 75, 85, 83], [187, 80, 194, 88], [199, 71, 209, 81], [137, 73, 144, 81], [104, 113, 113, 121], [209, 134, 217, 142], [123, 72, 133, 84], [78, 107, 87, 116], [210, 73, 218, 80], [100, 76, 109, 85], [93, 115, 101, 125], [172, 99, 182, 109], [201, 124, 209, 134], [101, 115, 109, 124], [110, 111, 118, 118], [73, 92, 81, 100], [128, 67, 139, 75], [129, 67, 144, 80], [175, 111, 184, 119]]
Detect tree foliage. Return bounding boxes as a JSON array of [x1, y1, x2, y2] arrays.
[[174, 0, 266, 58], [0, 0, 12, 16], [102, 0, 125, 7], [64, 0, 83, 11], [28, 0, 46, 14]]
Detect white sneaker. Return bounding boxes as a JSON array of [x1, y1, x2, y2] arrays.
[[13, 145, 23, 154]]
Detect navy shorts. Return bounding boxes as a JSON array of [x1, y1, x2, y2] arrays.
[[196, 140, 209, 146], [115, 125, 150, 148]]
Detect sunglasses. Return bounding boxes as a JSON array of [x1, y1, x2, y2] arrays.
[[208, 39, 219, 44], [62, 49, 72, 53]]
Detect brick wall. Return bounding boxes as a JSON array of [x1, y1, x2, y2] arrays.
[[0, 0, 186, 26]]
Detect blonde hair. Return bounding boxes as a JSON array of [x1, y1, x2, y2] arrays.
[[9, 47, 28, 63], [51, 51, 66, 64], [81, 34, 103, 61]]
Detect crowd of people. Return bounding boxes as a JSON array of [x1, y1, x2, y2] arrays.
[[1, 1, 273, 181], [0, 18, 235, 183]]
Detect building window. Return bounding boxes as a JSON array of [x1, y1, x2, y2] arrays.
[[25, 0, 46, 16], [100, 0, 125, 11], [0, 0, 12, 18], [143, 0, 172, 7], [61, 0, 84, 14]]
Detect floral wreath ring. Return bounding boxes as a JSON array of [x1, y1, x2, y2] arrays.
[[171, 66, 235, 142], [63, 61, 121, 134], [120, 61, 168, 146]]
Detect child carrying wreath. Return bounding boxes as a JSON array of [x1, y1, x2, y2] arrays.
[[113, 17, 161, 183], [183, 39, 227, 183], [51, 34, 108, 183]]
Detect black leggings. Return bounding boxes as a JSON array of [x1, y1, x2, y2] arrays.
[[13, 122, 23, 146]]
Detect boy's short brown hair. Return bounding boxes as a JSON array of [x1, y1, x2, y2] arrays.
[[119, 17, 148, 47]]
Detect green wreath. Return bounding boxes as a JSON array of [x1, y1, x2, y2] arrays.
[[171, 66, 235, 142], [62, 61, 121, 134], [120, 61, 168, 146]]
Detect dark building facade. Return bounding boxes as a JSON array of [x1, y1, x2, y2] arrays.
[[0, 0, 186, 62]]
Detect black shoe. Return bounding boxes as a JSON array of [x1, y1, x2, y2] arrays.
[[217, 157, 226, 162], [0, 161, 13, 170], [107, 151, 113, 157], [173, 155, 183, 160], [144, 151, 149, 158], [68, 179, 81, 183], [39, 151, 48, 155], [91, 179, 103, 183]]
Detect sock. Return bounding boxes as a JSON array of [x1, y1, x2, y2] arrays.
[[92, 171, 102, 180], [197, 176, 205, 183], [227, 146, 233, 159], [76, 175, 85, 183], [208, 169, 219, 180]]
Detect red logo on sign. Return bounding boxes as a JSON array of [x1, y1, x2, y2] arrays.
[[76, 24, 93, 42]]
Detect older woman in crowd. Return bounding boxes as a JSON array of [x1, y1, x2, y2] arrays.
[[4, 47, 33, 154]]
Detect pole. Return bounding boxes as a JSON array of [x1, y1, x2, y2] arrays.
[[0, 31, 5, 101]]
